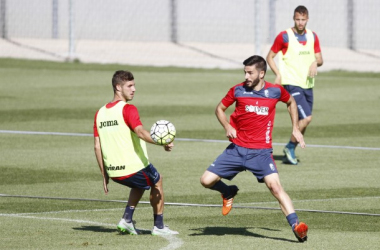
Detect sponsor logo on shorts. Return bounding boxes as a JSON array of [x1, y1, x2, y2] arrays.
[[269, 163, 275, 171], [292, 92, 300, 96]]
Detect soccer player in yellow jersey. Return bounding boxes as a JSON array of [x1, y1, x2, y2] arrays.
[[267, 5, 323, 165], [94, 70, 178, 235]]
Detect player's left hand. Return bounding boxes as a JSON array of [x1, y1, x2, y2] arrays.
[[164, 142, 174, 151], [225, 124, 237, 139], [309, 61, 318, 78]]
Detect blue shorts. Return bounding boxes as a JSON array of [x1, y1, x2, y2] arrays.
[[207, 143, 278, 183], [111, 164, 160, 190], [284, 85, 313, 120]]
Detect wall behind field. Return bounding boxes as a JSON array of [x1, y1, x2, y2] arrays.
[[0, 0, 379, 71]]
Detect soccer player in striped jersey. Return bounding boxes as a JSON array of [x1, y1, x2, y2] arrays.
[[94, 70, 178, 236], [267, 5, 323, 165], [200, 55, 308, 242]]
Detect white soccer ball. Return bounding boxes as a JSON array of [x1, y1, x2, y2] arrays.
[[150, 120, 176, 145]]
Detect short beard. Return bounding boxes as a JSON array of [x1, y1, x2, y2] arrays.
[[246, 77, 260, 89]]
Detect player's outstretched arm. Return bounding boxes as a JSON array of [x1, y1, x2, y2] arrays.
[[94, 137, 109, 194], [134, 125, 156, 143], [286, 96, 306, 148], [215, 102, 236, 139], [134, 125, 173, 151]]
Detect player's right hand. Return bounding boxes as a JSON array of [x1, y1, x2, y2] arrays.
[[293, 129, 306, 149]]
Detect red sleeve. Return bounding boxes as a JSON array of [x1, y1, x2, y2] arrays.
[[221, 86, 236, 108], [313, 32, 321, 53], [279, 85, 291, 103], [93, 110, 99, 137], [270, 31, 287, 54], [123, 104, 143, 131]]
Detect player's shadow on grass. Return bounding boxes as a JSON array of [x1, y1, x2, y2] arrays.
[[273, 154, 302, 165], [273, 155, 285, 161], [72, 226, 151, 235], [72, 226, 116, 233], [273, 155, 298, 165], [189, 227, 297, 243]]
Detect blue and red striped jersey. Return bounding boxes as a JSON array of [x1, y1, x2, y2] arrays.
[[221, 81, 290, 149]]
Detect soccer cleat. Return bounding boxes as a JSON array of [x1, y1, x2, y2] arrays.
[[293, 222, 308, 242], [222, 185, 239, 216], [117, 219, 140, 235], [151, 225, 179, 235], [283, 147, 298, 165]]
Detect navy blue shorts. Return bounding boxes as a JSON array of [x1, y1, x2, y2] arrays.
[[207, 143, 278, 183], [284, 85, 313, 120], [111, 164, 160, 190]]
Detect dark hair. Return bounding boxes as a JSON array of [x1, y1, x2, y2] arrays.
[[243, 55, 267, 73], [294, 5, 309, 17], [112, 70, 134, 92]]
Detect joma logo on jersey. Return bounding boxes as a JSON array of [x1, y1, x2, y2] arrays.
[[245, 105, 269, 115], [106, 164, 125, 171], [299, 51, 310, 55], [99, 120, 119, 129]]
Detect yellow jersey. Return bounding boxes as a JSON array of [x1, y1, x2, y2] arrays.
[[279, 28, 316, 89], [96, 101, 149, 177]]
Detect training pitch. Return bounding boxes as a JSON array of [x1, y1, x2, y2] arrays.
[[0, 59, 379, 249]]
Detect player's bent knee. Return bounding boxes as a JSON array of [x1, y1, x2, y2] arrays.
[[304, 115, 312, 124], [270, 186, 282, 197], [200, 176, 211, 188], [266, 182, 283, 197], [200, 172, 218, 188]]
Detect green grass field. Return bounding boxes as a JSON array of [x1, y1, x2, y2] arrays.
[[0, 58, 379, 249]]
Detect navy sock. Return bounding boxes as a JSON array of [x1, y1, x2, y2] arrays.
[[122, 206, 135, 223], [210, 180, 230, 198], [286, 213, 299, 229], [154, 214, 164, 229], [287, 141, 298, 149]]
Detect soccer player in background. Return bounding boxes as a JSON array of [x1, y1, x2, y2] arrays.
[[266, 5, 323, 165], [93, 70, 178, 235], [200, 55, 308, 242]]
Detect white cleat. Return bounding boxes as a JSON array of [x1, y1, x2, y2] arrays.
[[151, 225, 179, 235]]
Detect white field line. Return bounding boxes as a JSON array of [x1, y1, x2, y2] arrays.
[[1, 130, 379, 151], [4, 207, 153, 216], [239, 196, 380, 205], [0, 213, 115, 227], [0, 209, 183, 250], [1, 193, 380, 217]]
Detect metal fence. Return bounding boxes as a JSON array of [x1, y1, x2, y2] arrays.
[[0, 0, 379, 70]]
